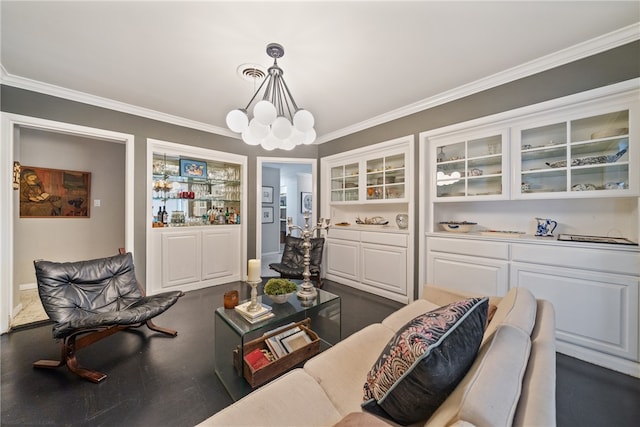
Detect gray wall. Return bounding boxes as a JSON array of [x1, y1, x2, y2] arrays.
[[2, 40, 638, 300], [1, 86, 317, 294], [14, 127, 126, 289]]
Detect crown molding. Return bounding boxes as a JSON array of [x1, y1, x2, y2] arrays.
[[315, 22, 640, 144], [1, 23, 638, 145], [0, 68, 238, 139]]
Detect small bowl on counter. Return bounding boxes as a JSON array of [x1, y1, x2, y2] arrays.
[[439, 221, 477, 233]]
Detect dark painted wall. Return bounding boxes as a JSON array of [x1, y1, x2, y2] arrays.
[[317, 40, 639, 297], [0, 87, 317, 286]]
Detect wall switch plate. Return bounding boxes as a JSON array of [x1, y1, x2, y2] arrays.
[[94, 199, 101, 207]]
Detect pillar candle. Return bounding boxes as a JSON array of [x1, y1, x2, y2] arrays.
[[247, 259, 261, 282]]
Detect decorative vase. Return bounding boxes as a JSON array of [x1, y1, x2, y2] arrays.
[[267, 292, 294, 304], [395, 213, 409, 229]]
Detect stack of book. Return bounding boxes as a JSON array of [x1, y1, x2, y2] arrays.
[[263, 322, 313, 359], [234, 301, 273, 323]]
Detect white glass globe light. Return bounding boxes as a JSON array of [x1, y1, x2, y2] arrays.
[[249, 118, 269, 139], [261, 133, 280, 151], [289, 129, 306, 146], [293, 109, 315, 132], [241, 129, 262, 146], [280, 139, 296, 151], [226, 109, 249, 133], [302, 128, 317, 145], [272, 116, 293, 139], [253, 100, 277, 125]]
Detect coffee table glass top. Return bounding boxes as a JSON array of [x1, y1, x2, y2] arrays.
[[215, 286, 340, 335]]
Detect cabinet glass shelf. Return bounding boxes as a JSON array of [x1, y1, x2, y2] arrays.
[[518, 109, 630, 196], [434, 132, 504, 199], [152, 153, 242, 225]]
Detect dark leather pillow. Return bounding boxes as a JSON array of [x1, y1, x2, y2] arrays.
[[362, 297, 488, 425]]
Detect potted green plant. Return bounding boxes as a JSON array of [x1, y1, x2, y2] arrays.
[[264, 278, 298, 303]]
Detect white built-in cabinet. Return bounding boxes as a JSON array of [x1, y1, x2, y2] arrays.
[[146, 139, 248, 295], [322, 136, 414, 303], [421, 80, 640, 377]]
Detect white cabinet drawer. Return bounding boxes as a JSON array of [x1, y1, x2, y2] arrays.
[[428, 237, 509, 260], [511, 244, 639, 276], [361, 231, 407, 247], [329, 228, 360, 241]]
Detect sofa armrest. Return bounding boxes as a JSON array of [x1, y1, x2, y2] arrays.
[[422, 284, 502, 310]]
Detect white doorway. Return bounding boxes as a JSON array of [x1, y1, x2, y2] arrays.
[[0, 113, 134, 333], [255, 157, 316, 278]]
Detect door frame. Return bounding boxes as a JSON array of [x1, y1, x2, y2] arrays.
[[0, 113, 134, 333], [255, 157, 317, 262]]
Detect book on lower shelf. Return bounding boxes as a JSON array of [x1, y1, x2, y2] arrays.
[[244, 348, 272, 370]]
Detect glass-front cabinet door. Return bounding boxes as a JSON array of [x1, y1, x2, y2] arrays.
[[365, 153, 405, 201], [516, 108, 633, 198], [433, 131, 507, 200], [330, 162, 359, 202]]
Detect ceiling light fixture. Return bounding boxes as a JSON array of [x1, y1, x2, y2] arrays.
[[226, 43, 315, 151]]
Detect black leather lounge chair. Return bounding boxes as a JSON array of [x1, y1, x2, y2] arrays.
[[32, 250, 184, 383], [268, 235, 325, 288]]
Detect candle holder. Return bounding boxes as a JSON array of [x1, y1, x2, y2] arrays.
[[287, 211, 330, 304], [246, 280, 262, 312]]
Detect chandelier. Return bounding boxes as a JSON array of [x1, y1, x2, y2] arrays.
[[226, 43, 316, 151]]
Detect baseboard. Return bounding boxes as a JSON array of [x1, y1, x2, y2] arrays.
[[19, 283, 37, 291]]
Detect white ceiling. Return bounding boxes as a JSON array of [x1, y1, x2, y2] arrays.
[[1, 1, 639, 144]]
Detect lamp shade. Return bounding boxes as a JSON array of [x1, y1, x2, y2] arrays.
[[302, 128, 317, 145], [261, 133, 280, 151], [226, 109, 249, 133], [249, 118, 270, 139], [241, 129, 262, 146], [253, 100, 277, 125], [293, 109, 314, 132], [272, 116, 293, 139]]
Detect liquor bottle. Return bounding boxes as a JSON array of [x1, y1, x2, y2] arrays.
[[162, 207, 168, 224], [157, 206, 163, 222], [225, 207, 230, 223]]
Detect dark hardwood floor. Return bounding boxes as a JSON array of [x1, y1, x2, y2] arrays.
[[2, 280, 639, 426]]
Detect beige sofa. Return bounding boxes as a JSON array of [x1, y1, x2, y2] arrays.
[[199, 285, 556, 427]]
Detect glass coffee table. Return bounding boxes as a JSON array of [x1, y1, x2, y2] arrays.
[[214, 285, 341, 401]]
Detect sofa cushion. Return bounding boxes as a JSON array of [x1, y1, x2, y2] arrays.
[[362, 297, 488, 425], [381, 299, 440, 332], [196, 369, 343, 427], [332, 412, 392, 427], [483, 287, 537, 345], [425, 325, 532, 427], [304, 324, 396, 416]]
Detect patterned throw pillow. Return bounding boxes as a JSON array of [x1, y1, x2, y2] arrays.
[[362, 297, 488, 425]]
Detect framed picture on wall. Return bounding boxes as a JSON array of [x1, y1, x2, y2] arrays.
[[262, 206, 274, 223], [19, 166, 91, 218], [179, 158, 207, 178], [262, 186, 274, 204], [301, 192, 312, 213]]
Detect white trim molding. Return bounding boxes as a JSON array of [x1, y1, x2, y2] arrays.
[[0, 113, 134, 334]]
